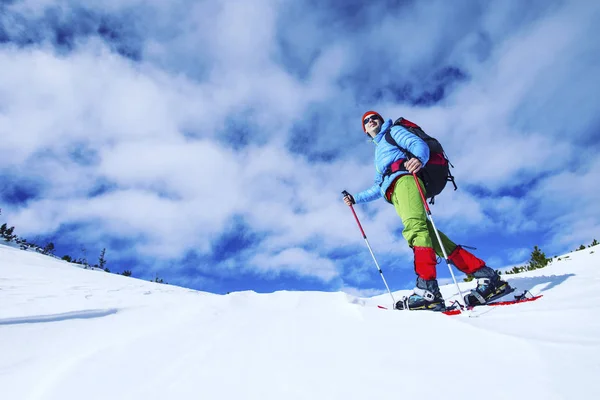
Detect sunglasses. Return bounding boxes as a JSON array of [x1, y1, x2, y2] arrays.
[[363, 115, 380, 125]]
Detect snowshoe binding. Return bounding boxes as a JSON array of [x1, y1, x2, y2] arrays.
[[464, 266, 512, 307], [396, 278, 446, 311]]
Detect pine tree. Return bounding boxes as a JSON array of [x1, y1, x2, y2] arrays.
[[528, 245, 551, 270], [1, 223, 16, 242], [18, 237, 29, 250], [98, 248, 107, 269], [42, 242, 55, 255], [80, 246, 88, 267]]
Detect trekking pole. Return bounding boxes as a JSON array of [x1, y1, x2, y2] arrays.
[[411, 173, 468, 310], [342, 191, 396, 309]]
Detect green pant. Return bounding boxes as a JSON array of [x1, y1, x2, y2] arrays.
[[390, 175, 456, 257]]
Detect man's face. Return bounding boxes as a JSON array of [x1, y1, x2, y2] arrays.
[[364, 115, 382, 138]]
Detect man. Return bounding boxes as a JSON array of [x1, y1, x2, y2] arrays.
[[343, 111, 509, 311]]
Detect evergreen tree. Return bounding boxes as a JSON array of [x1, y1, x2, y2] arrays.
[[1, 223, 16, 242], [79, 246, 88, 267], [98, 248, 107, 269], [18, 237, 29, 250], [42, 242, 55, 255], [528, 245, 551, 270]]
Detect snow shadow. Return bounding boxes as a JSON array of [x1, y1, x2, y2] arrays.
[[0, 308, 119, 326], [506, 273, 575, 294]]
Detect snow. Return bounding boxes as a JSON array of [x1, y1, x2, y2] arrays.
[[1, 243, 600, 399]]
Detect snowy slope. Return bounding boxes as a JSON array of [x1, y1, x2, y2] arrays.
[[1, 243, 599, 400]]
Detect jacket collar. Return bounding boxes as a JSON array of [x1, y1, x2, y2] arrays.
[[371, 119, 393, 144]]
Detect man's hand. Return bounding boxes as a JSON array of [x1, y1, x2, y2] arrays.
[[343, 193, 355, 206], [405, 158, 423, 174]]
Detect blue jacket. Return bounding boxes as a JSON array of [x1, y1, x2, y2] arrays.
[[354, 119, 430, 203]]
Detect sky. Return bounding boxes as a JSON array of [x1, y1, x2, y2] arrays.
[[1, 242, 600, 399], [1, 0, 600, 296]]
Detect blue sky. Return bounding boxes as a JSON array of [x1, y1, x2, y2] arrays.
[[1, 0, 599, 296]]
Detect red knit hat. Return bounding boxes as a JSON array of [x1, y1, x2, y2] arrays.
[[362, 111, 382, 132]]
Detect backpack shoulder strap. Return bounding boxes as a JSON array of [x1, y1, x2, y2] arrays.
[[384, 129, 399, 147], [385, 125, 415, 159]]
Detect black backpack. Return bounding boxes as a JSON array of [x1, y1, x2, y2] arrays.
[[384, 117, 457, 203]]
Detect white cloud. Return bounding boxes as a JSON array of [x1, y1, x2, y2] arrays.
[[250, 247, 339, 282]]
